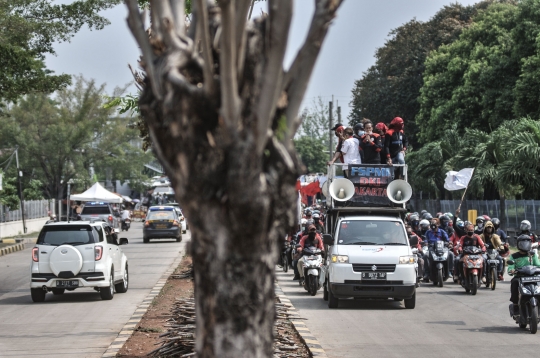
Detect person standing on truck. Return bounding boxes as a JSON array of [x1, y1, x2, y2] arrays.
[[296, 225, 324, 284], [327, 123, 345, 175], [359, 121, 383, 165], [336, 127, 361, 178]]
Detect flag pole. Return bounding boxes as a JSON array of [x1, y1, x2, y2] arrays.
[[457, 168, 475, 212]]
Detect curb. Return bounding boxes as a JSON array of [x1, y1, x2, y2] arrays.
[[101, 250, 186, 358], [0, 243, 25, 257], [275, 282, 328, 358]]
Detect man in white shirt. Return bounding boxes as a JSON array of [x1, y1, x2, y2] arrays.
[[340, 127, 361, 178]]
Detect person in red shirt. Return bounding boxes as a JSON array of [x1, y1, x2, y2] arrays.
[[454, 223, 486, 280], [296, 225, 324, 282]]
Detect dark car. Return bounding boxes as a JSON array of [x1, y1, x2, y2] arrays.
[[143, 206, 182, 243]]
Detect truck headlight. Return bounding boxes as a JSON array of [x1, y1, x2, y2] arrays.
[[399, 255, 416, 264], [331, 255, 348, 263]]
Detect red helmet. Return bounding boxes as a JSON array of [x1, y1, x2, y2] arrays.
[[482, 214, 491, 221], [375, 122, 388, 134]]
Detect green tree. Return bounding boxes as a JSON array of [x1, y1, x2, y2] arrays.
[[0, 177, 20, 210], [294, 136, 327, 174], [0, 0, 119, 105], [349, 2, 496, 147], [0, 77, 152, 205]]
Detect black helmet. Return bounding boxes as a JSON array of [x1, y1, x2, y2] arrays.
[[517, 234, 533, 252], [422, 213, 433, 220], [491, 218, 501, 230], [476, 216, 485, 225], [353, 123, 364, 133], [439, 214, 450, 226], [420, 210, 427, 215]]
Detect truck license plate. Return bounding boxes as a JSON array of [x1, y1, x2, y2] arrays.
[[56, 280, 79, 287], [362, 272, 386, 280]]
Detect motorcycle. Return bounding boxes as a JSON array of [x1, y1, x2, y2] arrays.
[[508, 260, 540, 334], [428, 241, 450, 287], [301, 246, 325, 296], [485, 244, 499, 290], [121, 218, 131, 231], [459, 246, 484, 295]]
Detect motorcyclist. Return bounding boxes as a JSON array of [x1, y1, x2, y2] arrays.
[[517, 220, 538, 243], [409, 214, 420, 234], [480, 221, 505, 281], [421, 212, 433, 221], [508, 234, 540, 315], [423, 218, 454, 282], [474, 216, 486, 235], [454, 223, 486, 280], [313, 213, 324, 233], [439, 214, 452, 236], [406, 225, 424, 279], [491, 218, 508, 243], [296, 225, 324, 284], [418, 219, 430, 240], [453, 209, 467, 237]]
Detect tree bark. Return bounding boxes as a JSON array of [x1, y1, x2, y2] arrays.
[[125, 0, 343, 357]]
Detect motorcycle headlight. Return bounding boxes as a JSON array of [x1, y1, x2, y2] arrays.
[[534, 285, 540, 295], [467, 262, 475, 268], [331, 255, 348, 263], [441, 252, 448, 260], [399, 255, 416, 264], [521, 286, 532, 295]]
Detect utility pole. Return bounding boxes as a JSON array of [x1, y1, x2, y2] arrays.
[[14, 147, 27, 233], [328, 100, 333, 160], [338, 105, 341, 123]]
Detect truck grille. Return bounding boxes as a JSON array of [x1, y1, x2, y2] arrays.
[[352, 264, 396, 273]]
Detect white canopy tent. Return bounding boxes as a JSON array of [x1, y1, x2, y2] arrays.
[[70, 182, 123, 203]]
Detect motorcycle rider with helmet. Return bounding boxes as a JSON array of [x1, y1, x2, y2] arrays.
[[409, 214, 421, 234], [423, 218, 454, 282], [454, 223, 486, 280], [296, 225, 325, 285], [508, 235, 540, 315], [313, 213, 324, 233], [491, 218, 508, 243], [480, 221, 505, 281], [474, 216, 486, 235], [418, 219, 430, 240], [517, 220, 538, 243], [406, 225, 424, 279]]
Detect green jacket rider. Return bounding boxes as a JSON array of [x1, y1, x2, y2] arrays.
[[508, 234, 540, 315]]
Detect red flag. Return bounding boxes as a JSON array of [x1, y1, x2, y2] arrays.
[[301, 181, 321, 197]]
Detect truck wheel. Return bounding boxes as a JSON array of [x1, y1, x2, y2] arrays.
[[31, 288, 46, 302], [404, 291, 416, 309], [176, 235, 182, 242], [100, 271, 115, 300], [323, 280, 329, 301], [327, 282, 339, 308], [143, 237, 149, 243]]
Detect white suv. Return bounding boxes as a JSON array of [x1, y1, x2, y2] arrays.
[[30, 221, 129, 302]]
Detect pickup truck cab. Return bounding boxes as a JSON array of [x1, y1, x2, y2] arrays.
[[323, 214, 416, 309]]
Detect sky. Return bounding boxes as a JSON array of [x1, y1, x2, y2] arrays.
[[45, 0, 482, 124]]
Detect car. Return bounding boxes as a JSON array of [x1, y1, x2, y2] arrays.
[[143, 206, 183, 243], [30, 220, 129, 302], [79, 202, 120, 228], [167, 203, 188, 233]]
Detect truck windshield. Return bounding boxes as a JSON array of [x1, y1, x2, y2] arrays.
[[338, 220, 407, 245], [37, 226, 94, 246]]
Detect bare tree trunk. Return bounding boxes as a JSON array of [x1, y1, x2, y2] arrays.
[[125, 0, 343, 357]]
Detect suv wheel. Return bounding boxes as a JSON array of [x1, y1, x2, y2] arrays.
[[51, 288, 65, 295], [143, 237, 149, 243], [100, 270, 115, 300], [31, 288, 46, 302], [115, 264, 129, 293]]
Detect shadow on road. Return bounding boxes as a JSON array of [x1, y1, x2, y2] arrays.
[[0, 290, 105, 305], [457, 325, 530, 334]]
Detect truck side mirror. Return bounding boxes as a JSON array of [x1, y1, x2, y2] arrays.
[[323, 234, 334, 246]]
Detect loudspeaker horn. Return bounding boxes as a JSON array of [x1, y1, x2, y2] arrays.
[[321, 181, 329, 198], [386, 179, 413, 204], [329, 178, 355, 202]]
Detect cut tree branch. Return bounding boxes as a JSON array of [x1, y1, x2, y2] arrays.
[[217, 0, 241, 130], [282, 0, 343, 144], [170, 0, 186, 37], [125, 0, 162, 100], [235, 0, 252, 75], [255, 0, 292, 154], [196, 0, 214, 95]]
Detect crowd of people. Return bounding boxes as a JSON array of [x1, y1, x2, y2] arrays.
[[327, 117, 407, 177]]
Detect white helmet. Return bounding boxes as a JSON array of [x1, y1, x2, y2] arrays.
[[301, 218, 308, 226], [419, 219, 430, 230], [520, 220, 532, 232]]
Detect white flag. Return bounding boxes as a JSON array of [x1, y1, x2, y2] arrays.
[[444, 168, 474, 191]]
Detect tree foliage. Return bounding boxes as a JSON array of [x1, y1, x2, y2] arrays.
[[294, 137, 327, 174], [0, 0, 120, 104], [0, 77, 153, 202]]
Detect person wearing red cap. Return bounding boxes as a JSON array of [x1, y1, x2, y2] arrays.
[[373, 122, 388, 164], [296, 225, 324, 282], [384, 117, 408, 166]]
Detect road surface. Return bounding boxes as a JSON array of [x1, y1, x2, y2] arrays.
[[0, 222, 187, 357], [277, 269, 540, 358]]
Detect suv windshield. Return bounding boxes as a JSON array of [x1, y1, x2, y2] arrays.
[[338, 220, 407, 245], [81, 206, 111, 215], [37, 225, 95, 246], [147, 211, 176, 221]]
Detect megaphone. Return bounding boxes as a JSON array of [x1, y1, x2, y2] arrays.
[[386, 179, 412, 204], [321, 181, 329, 198], [329, 178, 355, 202]]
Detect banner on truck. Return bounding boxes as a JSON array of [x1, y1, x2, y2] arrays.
[[347, 164, 395, 206]]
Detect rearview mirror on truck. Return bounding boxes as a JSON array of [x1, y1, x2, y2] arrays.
[[323, 234, 334, 246]]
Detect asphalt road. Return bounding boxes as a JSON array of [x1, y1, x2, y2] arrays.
[[0, 222, 188, 357], [277, 269, 540, 358]]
